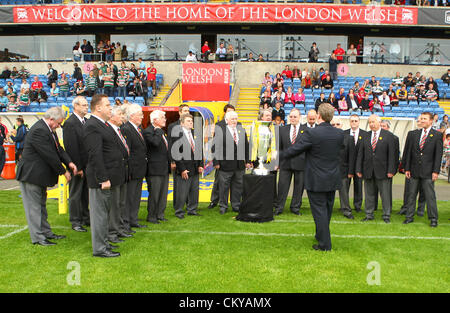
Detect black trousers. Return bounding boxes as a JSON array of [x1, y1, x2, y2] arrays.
[[307, 190, 335, 251], [68, 173, 90, 227], [210, 169, 220, 205], [0, 145, 5, 174], [406, 178, 438, 222], [275, 169, 304, 214], [400, 177, 426, 215], [348, 175, 363, 211]]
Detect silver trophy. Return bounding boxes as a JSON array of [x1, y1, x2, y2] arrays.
[[252, 121, 272, 176]]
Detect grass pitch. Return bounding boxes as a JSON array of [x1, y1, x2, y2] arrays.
[[0, 190, 449, 293]]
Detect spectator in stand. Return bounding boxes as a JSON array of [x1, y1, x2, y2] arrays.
[[441, 69, 450, 85], [20, 78, 30, 93], [379, 91, 391, 108], [73, 41, 82, 62], [257, 54, 264, 62], [292, 66, 301, 81], [226, 44, 234, 61], [425, 83, 438, 102], [185, 51, 197, 62], [328, 53, 338, 81], [388, 87, 399, 107], [18, 89, 31, 112], [369, 96, 384, 113], [137, 58, 146, 76], [440, 115, 449, 130], [0, 66, 11, 79], [337, 87, 346, 101], [120, 61, 130, 76], [47, 63, 58, 88], [107, 60, 118, 79], [130, 77, 147, 103], [96, 40, 104, 61], [347, 44, 357, 64], [30, 77, 47, 103], [362, 79, 372, 95], [356, 88, 366, 104], [347, 90, 361, 114], [301, 73, 312, 89], [10, 67, 19, 80], [334, 43, 345, 63], [129, 63, 138, 79], [392, 72, 403, 87], [50, 85, 60, 98], [359, 94, 371, 112], [85, 71, 98, 97], [216, 42, 227, 61], [319, 67, 325, 80], [425, 77, 439, 98], [271, 90, 285, 107], [262, 72, 273, 87], [352, 81, 361, 94], [260, 91, 272, 109], [272, 101, 285, 124], [18, 66, 30, 80], [407, 87, 418, 103], [282, 65, 293, 80], [247, 52, 255, 62], [369, 76, 377, 87], [396, 85, 408, 101], [294, 88, 306, 106], [273, 73, 284, 87], [261, 81, 273, 97], [321, 74, 334, 89], [201, 41, 211, 62], [413, 71, 423, 85], [314, 93, 326, 112], [0, 89, 9, 111], [73, 63, 83, 83], [81, 39, 89, 61], [114, 42, 122, 61], [102, 67, 115, 97], [416, 84, 427, 102], [327, 92, 339, 111], [273, 116, 283, 126], [121, 45, 128, 61], [117, 69, 129, 99], [284, 87, 295, 105], [104, 40, 113, 62], [356, 38, 364, 64], [415, 76, 426, 90], [309, 42, 319, 63], [74, 81, 86, 97], [8, 117, 27, 161], [58, 73, 70, 99], [338, 95, 348, 112], [403, 72, 415, 88], [97, 69, 105, 94], [146, 62, 157, 97], [310, 66, 320, 88], [273, 80, 285, 94]]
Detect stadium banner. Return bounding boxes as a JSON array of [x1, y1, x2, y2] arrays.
[[0, 7, 14, 23], [12, 4, 418, 25], [418, 8, 450, 26], [182, 63, 230, 102]]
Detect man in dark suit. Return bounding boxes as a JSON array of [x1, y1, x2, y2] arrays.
[[344, 114, 367, 213], [106, 105, 132, 244], [17, 107, 77, 246], [274, 108, 307, 216], [332, 118, 356, 219], [63, 96, 90, 232], [0, 116, 6, 175], [280, 103, 344, 251], [356, 114, 396, 223], [84, 94, 127, 258], [213, 110, 251, 214], [402, 112, 443, 227], [208, 104, 238, 209], [172, 114, 204, 218], [167, 104, 190, 210], [381, 120, 400, 210], [121, 103, 147, 230], [143, 110, 171, 224]]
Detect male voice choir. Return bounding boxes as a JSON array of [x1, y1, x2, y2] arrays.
[[17, 96, 443, 256]]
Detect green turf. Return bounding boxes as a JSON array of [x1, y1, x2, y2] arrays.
[[0, 190, 449, 293]]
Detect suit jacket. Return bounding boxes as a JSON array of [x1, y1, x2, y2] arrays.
[[16, 119, 72, 187], [344, 128, 367, 176], [62, 113, 88, 171], [281, 122, 344, 192], [121, 121, 147, 180], [143, 124, 170, 176], [172, 128, 203, 177], [356, 129, 396, 180], [212, 123, 249, 172], [167, 120, 181, 163], [339, 132, 356, 178], [402, 128, 443, 179], [279, 123, 307, 171], [83, 116, 127, 188], [392, 133, 400, 175]]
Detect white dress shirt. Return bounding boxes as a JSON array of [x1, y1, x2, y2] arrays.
[[290, 123, 300, 143], [227, 125, 239, 144]]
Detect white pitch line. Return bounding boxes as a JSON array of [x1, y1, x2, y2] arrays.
[[274, 219, 450, 226], [0, 225, 28, 240], [140, 229, 450, 241], [3, 186, 20, 191]]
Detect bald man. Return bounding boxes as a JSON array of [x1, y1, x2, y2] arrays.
[[356, 115, 396, 223], [304, 110, 317, 129]]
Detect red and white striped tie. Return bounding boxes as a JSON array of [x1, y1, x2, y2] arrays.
[[233, 129, 238, 144], [371, 132, 377, 151], [291, 125, 297, 144], [419, 130, 427, 150], [118, 128, 130, 155], [189, 133, 195, 152]]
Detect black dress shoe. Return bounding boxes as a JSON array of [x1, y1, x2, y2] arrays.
[[403, 219, 414, 224], [130, 223, 148, 228], [383, 218, 391, 224], [158, 218, 168, 222], [273, 211, 282, 216], [397, 210, 407, 215], [125, 229, 136, 234], [34, 239, 56, 246], [207, 202, 217, 209], [430, 221, 438, 227], [344, 214, 355, 220], [118, 233, 133, 238], [355, 208, 362, 213], [291, 211, 301, 216], [361, 217, 374, 222], [93, 251, 120, 258], [109, 238, 124, 243], [187, 212, 201, 216], [219, 210, 226, 215], [417, 213, 424, 217], [72, 226, 87, 232], [46, 234, 66, 240], [107, 244, 120, 250], [147, 220, 160, 224], [176, 215, 185, 219], [312, 244, 330, 251]]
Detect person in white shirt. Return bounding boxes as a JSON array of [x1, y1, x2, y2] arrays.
[[185, 51, 197, 62], [305, 110, 317, 128], [216, 43, 227, 61]]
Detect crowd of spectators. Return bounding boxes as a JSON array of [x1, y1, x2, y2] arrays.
[[73, 39, 129, 62], [0, 60, 159, 112]]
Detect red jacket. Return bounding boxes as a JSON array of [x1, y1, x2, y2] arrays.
[[31, 81, 43, 90], [147, 67, 157, 81], [334, 48, 345, 61]]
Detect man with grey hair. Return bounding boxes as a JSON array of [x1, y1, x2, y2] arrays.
[[275, 108, 307, 216], [213, 110, 251, 214], [63, 96, 90, 232], [17, 107, 78, 246], [143, 109, 171, 223], [280, 103, 344, 251], [121, 103, 147, 230]]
